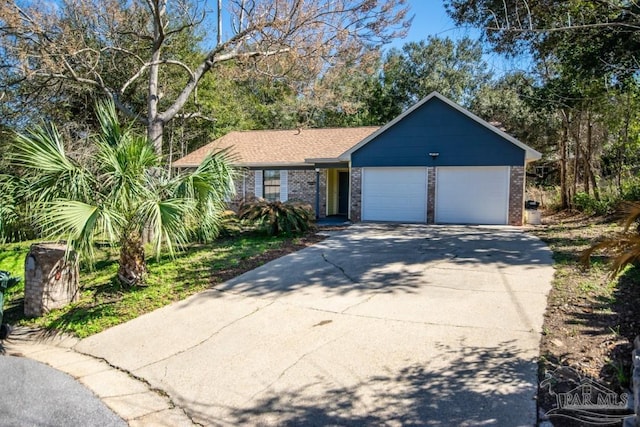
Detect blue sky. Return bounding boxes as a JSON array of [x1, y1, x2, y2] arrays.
[[398, 1, 475, 43]]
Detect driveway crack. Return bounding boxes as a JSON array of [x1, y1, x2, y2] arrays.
[[244, 334, 345, 404], [340, 293, 377, 314], [321, 252, 359, 284], [67, 348, 202, 425], [138, 300, 277, 370]]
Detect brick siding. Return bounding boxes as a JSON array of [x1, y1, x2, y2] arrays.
[[230, 169, 325, 217], [319, 170, 327, 218], [350, 167, 362, 222], [508, 166, 525, 226], [229, 170, 255, 210]]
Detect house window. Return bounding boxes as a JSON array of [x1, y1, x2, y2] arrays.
[[263, 170, 280, 202], [535, 166, 550, 177]]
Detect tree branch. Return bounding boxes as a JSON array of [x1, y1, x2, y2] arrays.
[[120, 59, 195, 95], [174, 111, 215, 121], [487, 21, 640, 33], [101, 47, 146, 66]]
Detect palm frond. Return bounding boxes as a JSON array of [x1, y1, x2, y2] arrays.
[[12, 124, 95, 203], [175, 148, 238, 201], [172, 149, 238, 242], [582, 201, 640, 278], [97, 134, 159, 212], [95, 98, 128, 148], [37, 200, 120, 263], [620, 201, 640, 233], [137, 198, 197, 259]]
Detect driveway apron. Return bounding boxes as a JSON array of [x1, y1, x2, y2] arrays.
[[76, 224, 554, 426]]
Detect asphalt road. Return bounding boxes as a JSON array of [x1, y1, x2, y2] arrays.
[[0, 354, 125, 427]]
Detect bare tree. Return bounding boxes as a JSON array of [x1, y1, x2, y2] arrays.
[[0, 0, 410, 155]]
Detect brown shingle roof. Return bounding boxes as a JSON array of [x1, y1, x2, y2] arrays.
[[172, 127, 379, 167]]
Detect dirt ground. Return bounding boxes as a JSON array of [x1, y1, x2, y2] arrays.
[[531, 211, 640, 426]]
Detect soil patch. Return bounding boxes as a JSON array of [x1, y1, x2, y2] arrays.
[[531, 211, 639, 426]]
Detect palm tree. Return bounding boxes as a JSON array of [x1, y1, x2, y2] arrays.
[[12, 100, 237, 286]]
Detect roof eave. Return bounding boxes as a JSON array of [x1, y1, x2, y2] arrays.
[[236, 162, 310, 168], [304, 157, 347, 163], [525, 152, 543, 163], [172, 162, 198, 168]]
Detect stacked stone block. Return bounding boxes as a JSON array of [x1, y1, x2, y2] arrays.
[[24, 243, 79, 317]]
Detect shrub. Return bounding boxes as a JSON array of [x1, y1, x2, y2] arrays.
[[239, 200, 314, 236], [573, 192, 617, 216], [217, 210, 243, 237], [621, 177, 640, 201]]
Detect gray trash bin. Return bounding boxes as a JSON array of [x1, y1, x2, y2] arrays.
[[524, 200, 541, 225]]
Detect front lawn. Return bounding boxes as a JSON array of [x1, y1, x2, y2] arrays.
[[1, 233, 323, 338]]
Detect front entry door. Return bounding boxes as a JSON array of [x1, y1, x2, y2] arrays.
[[338, 171, 349, 215]]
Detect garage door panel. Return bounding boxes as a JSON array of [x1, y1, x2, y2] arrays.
[[362, 168, 427, 222], [436, 167, 509, 225]]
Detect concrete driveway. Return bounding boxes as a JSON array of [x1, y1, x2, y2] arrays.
[[76, 224, 554, 426]]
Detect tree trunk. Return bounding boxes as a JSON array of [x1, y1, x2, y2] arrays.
[[148, 119, 164, 157], [560, 110, 570, 209], [147, 55, 163, 155], [571, 111, 581, 205], [585, 111, 600, 201], [118, 231, 147, 286], [148, 6, 164, 156], [619, 91, 632, 193]]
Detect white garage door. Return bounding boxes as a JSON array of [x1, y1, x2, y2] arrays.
[[362, 167, 427, 222], [436, 166, 510, 224]]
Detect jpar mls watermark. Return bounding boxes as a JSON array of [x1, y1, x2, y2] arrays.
[[540, 366, 634, 425]]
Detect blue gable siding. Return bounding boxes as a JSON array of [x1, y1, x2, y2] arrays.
[[351, 98, 525, 167]]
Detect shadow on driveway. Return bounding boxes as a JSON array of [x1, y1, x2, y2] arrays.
[[176, 340, 535, 426], [76, 223, 553, 426], [202, 223, 552, 299]]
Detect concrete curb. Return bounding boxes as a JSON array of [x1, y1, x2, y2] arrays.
[[2, 327, 196, 427]]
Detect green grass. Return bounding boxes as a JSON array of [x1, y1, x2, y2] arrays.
[[0, 241, 29, 277], [0, 234, 291, 338], [0, 241, 31, 300]]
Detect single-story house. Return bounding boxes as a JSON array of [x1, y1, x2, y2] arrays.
[[173, 92, 541, 225]]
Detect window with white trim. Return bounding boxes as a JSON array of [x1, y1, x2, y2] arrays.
[[263, 170, 280, 202]]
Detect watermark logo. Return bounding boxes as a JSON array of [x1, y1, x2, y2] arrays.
[[540, 366, 633, 425]]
